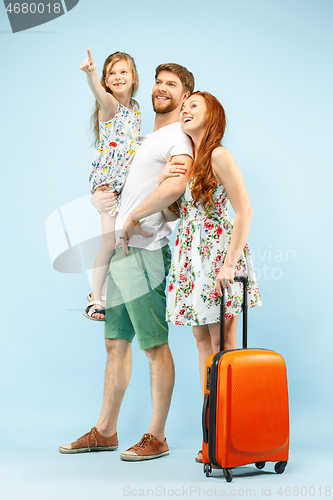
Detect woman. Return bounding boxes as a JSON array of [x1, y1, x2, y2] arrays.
[[118, 91, 262, 462], [160, 92, 262, 462]]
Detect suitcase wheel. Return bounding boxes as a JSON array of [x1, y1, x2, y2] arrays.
[[204, 463, 212, 477], [223, 468, 233, 483], [274, 461, 288, 474], [255, 461, 266, 469]]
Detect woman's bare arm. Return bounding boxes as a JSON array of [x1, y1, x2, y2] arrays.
[[212, 146, 253, 293]]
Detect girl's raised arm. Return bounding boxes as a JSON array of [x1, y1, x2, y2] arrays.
[[80, 49, 117, 120]]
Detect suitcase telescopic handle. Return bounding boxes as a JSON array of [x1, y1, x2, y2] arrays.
[[220, 275, 248, 351], [202, 392, 209, 443]]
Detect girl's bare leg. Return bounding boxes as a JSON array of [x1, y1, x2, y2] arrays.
[[90, 212, 116, 319], [89, 279, 108, 304]]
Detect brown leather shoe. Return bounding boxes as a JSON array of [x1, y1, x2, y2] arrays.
[[120, 433, 169, 461], [59, 427, 118, 454]]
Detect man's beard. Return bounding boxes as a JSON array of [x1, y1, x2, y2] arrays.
[[152, 92, 178, 114]]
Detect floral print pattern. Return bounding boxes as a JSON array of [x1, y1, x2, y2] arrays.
[[166, 182, 262, 326], [89, 99, 141, 215]]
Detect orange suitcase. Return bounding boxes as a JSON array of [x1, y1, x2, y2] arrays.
[[202, 276, 289, 482]]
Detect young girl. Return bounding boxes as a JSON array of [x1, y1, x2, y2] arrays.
[[80, 49, 141, 321]]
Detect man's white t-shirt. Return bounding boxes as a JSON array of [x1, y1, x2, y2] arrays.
[[115, 122, 193, 251]]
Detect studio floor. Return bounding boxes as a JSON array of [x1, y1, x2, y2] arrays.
[[1, 438, 331, 500]]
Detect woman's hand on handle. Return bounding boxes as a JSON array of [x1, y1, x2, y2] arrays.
[[80, 49, 97, 73], [215, 264, 235, 296]]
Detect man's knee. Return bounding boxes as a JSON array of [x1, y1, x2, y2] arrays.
[[144, 342, 171, 362], [105, 338, 131, 356]]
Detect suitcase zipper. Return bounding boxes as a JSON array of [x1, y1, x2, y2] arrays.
[[208, 350, 225, 466]]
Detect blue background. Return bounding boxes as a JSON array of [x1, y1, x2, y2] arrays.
[[1, 0, 332, 498]]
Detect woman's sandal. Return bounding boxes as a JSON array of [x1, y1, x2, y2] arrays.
[[87, 293, 106, 302], [83, 301, 105, 321], [195, 449, 221, 468]]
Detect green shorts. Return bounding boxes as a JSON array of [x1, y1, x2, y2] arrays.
[[104, 245, 172, 350]]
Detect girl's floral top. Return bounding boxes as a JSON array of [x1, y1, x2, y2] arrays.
[[89, 99, 141, 215], [166, 181, 262, 326]]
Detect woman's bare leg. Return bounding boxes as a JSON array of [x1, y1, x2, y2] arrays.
[[193, 315, 239, 462], [192, 315, 239, 396], [192, 325, 214, 396], [208, 315, 239, 354]]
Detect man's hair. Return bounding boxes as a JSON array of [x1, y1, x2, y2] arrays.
[[155, 63, 195, 94]]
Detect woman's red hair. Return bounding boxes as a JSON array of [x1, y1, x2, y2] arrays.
[[188, 92, 226, 212]]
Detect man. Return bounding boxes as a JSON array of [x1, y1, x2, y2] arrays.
[[59, 63, 194, 461]]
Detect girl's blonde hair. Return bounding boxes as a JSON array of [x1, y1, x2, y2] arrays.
[[91, 52, 138, 147]]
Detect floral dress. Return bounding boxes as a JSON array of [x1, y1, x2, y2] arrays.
[[89, 99, 141, 215], [166, 181, 262, 326]]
